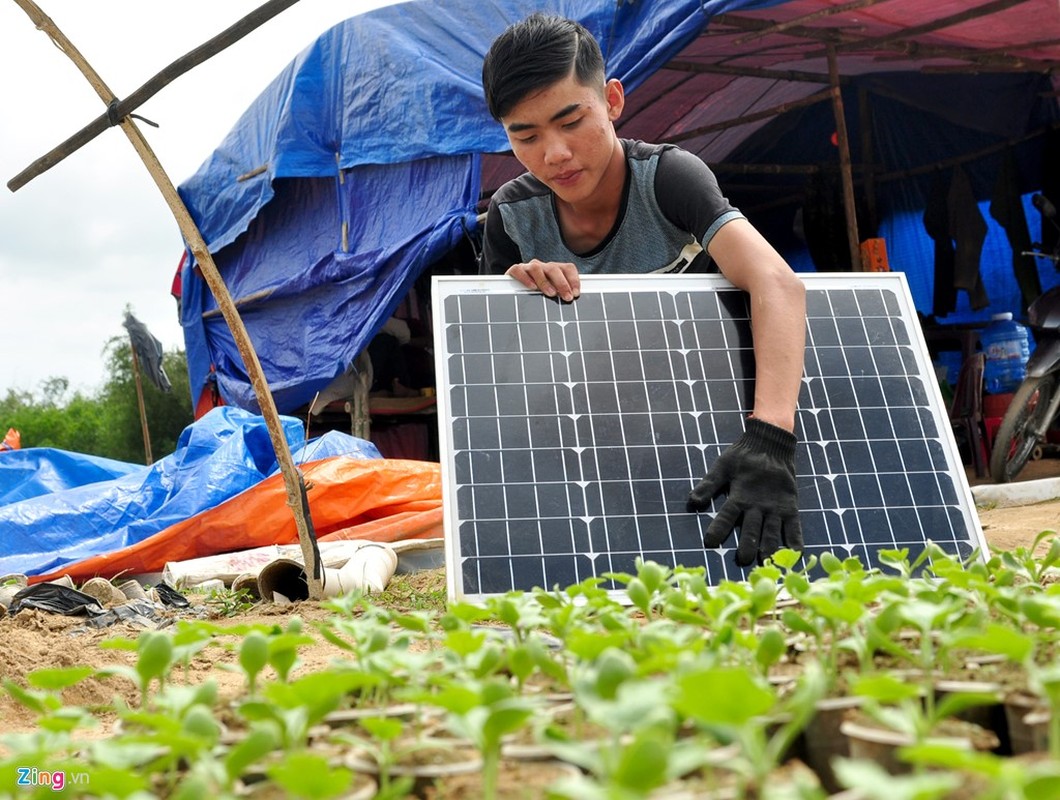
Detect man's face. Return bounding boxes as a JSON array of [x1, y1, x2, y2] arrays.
[[501, 72, 624, 206]]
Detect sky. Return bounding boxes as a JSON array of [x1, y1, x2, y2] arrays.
[[0, 0, 398, 398]]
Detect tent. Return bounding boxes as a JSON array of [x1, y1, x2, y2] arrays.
[[177, 0, 1060, 415]]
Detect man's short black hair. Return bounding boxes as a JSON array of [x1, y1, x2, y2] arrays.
[[482, 13, 605, 121]]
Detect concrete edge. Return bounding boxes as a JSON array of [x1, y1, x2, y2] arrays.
[[971, 476, 1060, 509]]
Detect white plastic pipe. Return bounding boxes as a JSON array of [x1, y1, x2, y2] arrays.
[[321, 543, 399, 598]]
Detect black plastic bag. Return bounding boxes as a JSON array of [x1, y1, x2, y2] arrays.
[[9, 584, 105, 617]]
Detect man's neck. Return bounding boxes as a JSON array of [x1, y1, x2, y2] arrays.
[[555, 139, 628, 254]]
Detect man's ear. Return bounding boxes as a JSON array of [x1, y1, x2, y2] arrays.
[[604, 78, 625, 120]]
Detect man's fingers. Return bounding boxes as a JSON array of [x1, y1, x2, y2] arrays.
[[687, 473, 722, 510], [784, 517, 804, 553], [736, 509, 762, 567], [688, 457, 732, 510], [703, 501, 741, 548], [506, 261, 580, 302], [505, 263, 544, 293], [552, 263, 581, 301], [759, 514, 782, 563]]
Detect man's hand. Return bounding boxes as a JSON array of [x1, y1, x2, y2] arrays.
[[506, 260, 581, 302], [687, 417, 802, 567]]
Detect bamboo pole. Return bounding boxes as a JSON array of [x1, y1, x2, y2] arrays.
[[827, 45, 863, 271], [128, 343, 154, 466], [11, 0, 324, 599]]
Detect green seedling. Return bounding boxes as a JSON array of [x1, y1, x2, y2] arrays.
[[327, 715, 420, 799], [672, 660, 826, 793], [484, 591, 548, 641], [502, 633, 560, 690], [204, 586, 256, 617], [246, 667, 381, 749], [833, 757, 959, 799], [609, 558, 673, 619], [167, 622, 214, 683], [1028, 662, 1060, 760], [998, 530, 1060, 585], [4, 669, 97, 738], [545, 676, 718, 798], [223, 719, 281, 787], [239, 630, 269, 696], [900, 740, 1060, 800], [267, 616, 315, 683], [138, 631, 175, 702], [548, 723, 714, 799], [94, 631, 177, 707], [850, 671, 1000, 759], [893, 595, 974, 719], [265, 751, 354, 800], [430, 676, 536, 800], [95, 630, 177, 708]]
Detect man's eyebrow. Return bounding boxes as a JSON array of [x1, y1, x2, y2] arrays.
[[506, 102, 582, 133]]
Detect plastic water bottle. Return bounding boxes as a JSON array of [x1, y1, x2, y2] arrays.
[[981, 312, 1030, 394]]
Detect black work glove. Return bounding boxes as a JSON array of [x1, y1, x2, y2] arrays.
[[687, 417, 802, 567]]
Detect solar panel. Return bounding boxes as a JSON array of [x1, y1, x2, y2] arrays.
[[432, 273, 986, 602]]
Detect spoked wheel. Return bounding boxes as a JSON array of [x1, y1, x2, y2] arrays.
[[989, 374, 1059, 483]]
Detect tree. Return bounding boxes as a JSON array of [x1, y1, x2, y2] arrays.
[[97, 337, 193, 462], [0, 343, 193, 463]]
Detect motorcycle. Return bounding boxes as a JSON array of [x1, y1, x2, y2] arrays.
[[989, 193, 1060, 482]]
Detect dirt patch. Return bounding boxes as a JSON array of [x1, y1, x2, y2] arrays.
[[0, 570, 446, 741], [977, 499, 1060, 555], [0, 610, 145, 738]]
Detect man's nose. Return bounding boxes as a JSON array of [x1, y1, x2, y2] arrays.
[[543, 135, 572, 165]]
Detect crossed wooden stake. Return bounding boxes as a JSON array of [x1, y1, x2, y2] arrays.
[[8, 0, 325, 600]]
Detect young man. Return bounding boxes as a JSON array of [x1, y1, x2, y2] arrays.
[[480, 14, 806, 567]]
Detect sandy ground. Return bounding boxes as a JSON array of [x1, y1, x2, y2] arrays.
[[967, 457, 1060, 555]]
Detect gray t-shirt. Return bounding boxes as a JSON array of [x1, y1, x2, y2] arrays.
[[481, 139, 744, 275]]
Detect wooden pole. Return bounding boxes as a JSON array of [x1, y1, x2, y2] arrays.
[[11, 0, 324, 599], [731, 0, 891, 45], [669, 88, 833, 143], [858, 86, 877, 236], [827, 45, 863, 271], [128, 343, 154, 466]]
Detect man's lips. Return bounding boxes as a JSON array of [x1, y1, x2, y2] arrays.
[[551, 170, 582, 187]]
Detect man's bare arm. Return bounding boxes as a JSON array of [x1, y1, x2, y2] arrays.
[[707, 218, 806, 432]]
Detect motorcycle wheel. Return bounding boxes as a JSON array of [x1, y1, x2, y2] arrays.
[[989, 374, 1059, 483]]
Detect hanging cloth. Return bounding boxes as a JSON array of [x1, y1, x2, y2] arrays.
[[1042, 127, 1060, 257], [990, 150, 1040, 311], [948, 166, 990, 311], [923, 170, 957, 317]]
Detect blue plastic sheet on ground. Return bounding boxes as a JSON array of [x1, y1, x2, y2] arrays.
[[0, 407, 381, 578], [0, 449, 141, 508]]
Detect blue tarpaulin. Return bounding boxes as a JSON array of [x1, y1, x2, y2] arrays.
[[178, 0, 1060, 414], [0, 407, 380, 578], [0, 449, 140, 509], [177, 0, 785, 414]]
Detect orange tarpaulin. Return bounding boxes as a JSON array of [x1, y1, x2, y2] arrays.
[[1, 428, 20, 451], [33, 456, 443, 584]]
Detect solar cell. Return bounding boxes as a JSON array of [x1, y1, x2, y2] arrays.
[[433, 273, 986, 602]]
